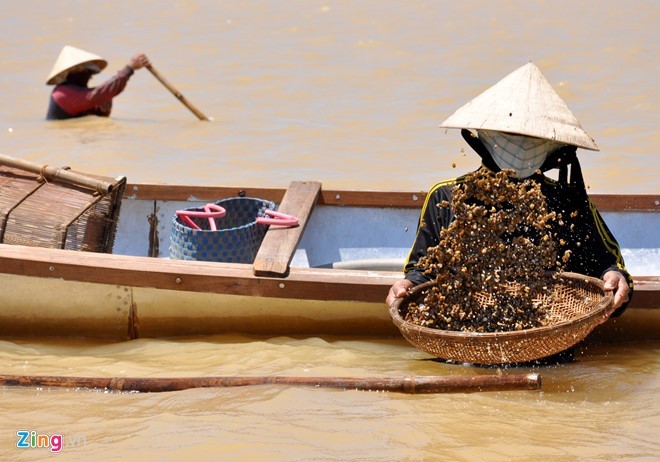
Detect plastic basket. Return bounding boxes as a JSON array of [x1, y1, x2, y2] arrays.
[[169, 197, 276, 263]]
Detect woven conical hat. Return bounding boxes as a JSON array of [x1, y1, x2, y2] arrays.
[[439, 62, 599, 151], [46, 45, 107, 85]]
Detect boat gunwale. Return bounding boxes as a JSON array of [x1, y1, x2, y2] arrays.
[[0, 243, 400, 303], [0, 242, 657, 309], [124, 183, 660, 212]]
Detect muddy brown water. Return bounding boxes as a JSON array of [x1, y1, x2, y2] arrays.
[[1, 1, 658, 460]]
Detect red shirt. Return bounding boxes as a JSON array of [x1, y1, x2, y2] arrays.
[[47, 66, 134, 119]]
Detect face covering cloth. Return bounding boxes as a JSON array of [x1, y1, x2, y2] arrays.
[[478, 130, 565, 178]]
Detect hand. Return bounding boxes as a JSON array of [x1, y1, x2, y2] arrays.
[[602, 270, 630, 310], [128, 53, 150, 70], [386, 279, 414, 307]]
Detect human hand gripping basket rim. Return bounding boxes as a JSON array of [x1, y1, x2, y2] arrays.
[[389, 272, 615, 365]]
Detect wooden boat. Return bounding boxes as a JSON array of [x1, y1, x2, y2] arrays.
[[0, 158, 658, 341]]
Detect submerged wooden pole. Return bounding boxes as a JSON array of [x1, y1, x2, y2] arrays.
[[0, 373, 540, 394]]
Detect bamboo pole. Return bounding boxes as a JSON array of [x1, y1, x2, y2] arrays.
[[146, 64, 210, 121], [0, 153, 119, 194], [0, 373, 541, 394]]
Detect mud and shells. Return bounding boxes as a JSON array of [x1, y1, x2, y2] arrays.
[[405, 169, 570, 333]]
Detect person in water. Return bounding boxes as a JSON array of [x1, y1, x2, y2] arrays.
[[46, 45, 150, 120], [386, 62, 632, 316]]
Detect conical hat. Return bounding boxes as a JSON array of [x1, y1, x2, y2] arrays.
[[46, 45, 107, 85], [439, 62, 599, 151]]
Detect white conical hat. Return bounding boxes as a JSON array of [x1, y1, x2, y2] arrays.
[[46, 45, 107, 85], [439, 62, 599, 151]]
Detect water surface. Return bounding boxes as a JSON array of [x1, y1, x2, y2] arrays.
[[0, 1, 658, 460]]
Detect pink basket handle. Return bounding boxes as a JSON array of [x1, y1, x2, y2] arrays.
[[256, 210, 299, 227], [176, 203, 227, 231]]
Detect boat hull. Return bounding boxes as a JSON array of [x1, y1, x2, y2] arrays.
[[0, 244, 401, 339], [1, 273, 400, 339], [0, 183, 658, 340]]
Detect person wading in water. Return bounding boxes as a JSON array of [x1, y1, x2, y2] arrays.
[[45, 45, 149, 120]]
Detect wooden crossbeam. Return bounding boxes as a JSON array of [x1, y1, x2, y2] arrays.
[[253, 181, 321, 277]]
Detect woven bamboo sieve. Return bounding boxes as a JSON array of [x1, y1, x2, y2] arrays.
[[390, 272, 614, 365], [0, 159, 125, 253]]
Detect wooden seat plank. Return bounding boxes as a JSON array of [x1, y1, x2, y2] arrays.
[[253, 181, 321, 277]]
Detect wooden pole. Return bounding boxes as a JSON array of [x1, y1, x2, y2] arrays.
[[0, 373, 540, 394], [0, 153, 119, 194], [146, 64, 210, 121]]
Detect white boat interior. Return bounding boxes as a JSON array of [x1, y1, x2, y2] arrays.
[[115, 197, 660, 276]]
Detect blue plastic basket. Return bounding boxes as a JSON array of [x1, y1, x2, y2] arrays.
[[169, 197, 276, 263]]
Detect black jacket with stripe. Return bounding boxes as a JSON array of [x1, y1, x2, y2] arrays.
[[403, 163, 633, 317]]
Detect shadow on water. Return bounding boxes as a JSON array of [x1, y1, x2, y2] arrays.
[[422, 346, 576, 369]]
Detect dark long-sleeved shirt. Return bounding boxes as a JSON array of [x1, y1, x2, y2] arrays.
[[46, 66, 135, 120], [404, 167, 633, 316]]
